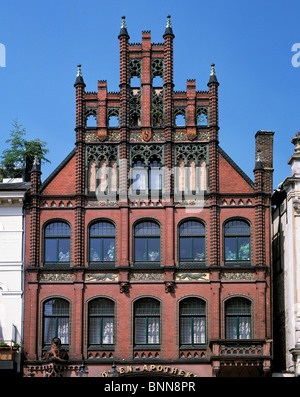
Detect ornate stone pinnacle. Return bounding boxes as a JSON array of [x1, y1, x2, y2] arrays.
[[292, 132, 300, 153]]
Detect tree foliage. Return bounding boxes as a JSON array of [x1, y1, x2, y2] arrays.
[[0, 119, 50, 179]]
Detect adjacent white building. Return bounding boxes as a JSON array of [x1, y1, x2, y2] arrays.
[[272, 132, 300, 376], [0, 178, 29, 373]]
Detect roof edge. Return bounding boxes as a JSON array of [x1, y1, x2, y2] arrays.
[[218, 146, 254, 189], [39, 148, 76, 193]]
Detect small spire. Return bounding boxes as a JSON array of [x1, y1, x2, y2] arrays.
[[208, 63, 219, 85], [74, 64, 85, 86], [118, 16, 129, 39], [163, 15, 174, 38]]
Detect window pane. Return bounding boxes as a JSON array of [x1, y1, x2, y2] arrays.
[[226, 298, 251, 315], [225, 237, 237, 260], [58, 238, 70, 262], [45, 222, 70, 236], [147, 238, 160, 261], [238, 237, 250, 260], [179, 237, 191, 260], [44, 299, 69, 316], [224, 220, 249, 236], [193, 237, 205, 261], [135, 222, 160, 236], [135, 238, 147, 262], [58, 317, 69, 344], [45, 239, 57, 262], [135, 317, 146, 344], [149, 162, 162, 190], [102, 317, 114, 344], [103, 238, 115, 261], [135, 299, 160, 315], [179, 221, 205, 236], [90, 238, 102, 261], [89, 317, 100, 344], [44, 317, 56, 344], [148, 317, 159, 344], [180, 317, 192, 344], [238, 317, 251, 339], [226, 317, 237, 339], [193, 317, 206, 344], [133, 168, 146, 190], [90, 222, 115, 236]]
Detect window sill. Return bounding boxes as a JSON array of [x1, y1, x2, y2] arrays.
[[87, 345, 114, 351], [134, 345, 160, 351]]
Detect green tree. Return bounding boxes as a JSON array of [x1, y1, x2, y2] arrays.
[[0, 119, 50, 180]]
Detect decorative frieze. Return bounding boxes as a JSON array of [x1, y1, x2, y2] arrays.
[[39, 273, 73, 282], [85, 273, 118, 282], [221, 272, 255, 281], [129, 272, 164, 281], [175, 272, 209, 281]]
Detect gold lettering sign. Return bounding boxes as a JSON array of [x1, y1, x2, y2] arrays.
[[100, 364, 198, 377]]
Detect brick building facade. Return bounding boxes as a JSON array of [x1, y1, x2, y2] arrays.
[[23, 16, 273, 377]]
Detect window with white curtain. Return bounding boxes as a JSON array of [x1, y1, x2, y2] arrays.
[[134, 298, 160, 345], [225, 298, 251, 339], [43, 298, 69, 346], [88, 298, 114, 346], [179, 298, 206, 345]]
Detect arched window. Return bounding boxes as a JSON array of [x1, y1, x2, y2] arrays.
[[179, 220, 205, 262], [180, 298, 206, 345], [225, 298, 251, 339], [224, 220, 250, 263], [43, 298, 69, 346], [149, 158, 162, 190], [89, 221, 115, 263], [88, 298, 114, 346], [134, 221, 160, 263], [134, 298, 160, 345], [132, 159, 146, 191], [44, 221, 70, 263]]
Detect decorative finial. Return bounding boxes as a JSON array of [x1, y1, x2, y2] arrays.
[[121, 15, 127, 28], [208, 63, 218, 85], [33, 155, 40, 166], [77, 64, 82, 77], [210, 63, 216, 76], [166, 15, 172, 28]]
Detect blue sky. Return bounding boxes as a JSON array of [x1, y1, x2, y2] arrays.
[[0, 0, 299, 189]]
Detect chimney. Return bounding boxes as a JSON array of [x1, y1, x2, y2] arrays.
[[254, 130, 274, 194]]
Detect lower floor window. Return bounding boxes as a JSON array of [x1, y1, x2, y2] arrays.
[[43, 298, 69, 345], [225, 297, 251, 339], [180, 298, 206, 345], [88, 298, 114, 345], [134, 298, 160, 345]]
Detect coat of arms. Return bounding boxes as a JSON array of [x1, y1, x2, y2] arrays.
[[187, 127, 197, 141], [142, 129, 152, 142]]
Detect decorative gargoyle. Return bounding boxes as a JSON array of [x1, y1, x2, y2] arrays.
[[42, 337, 69, 363]]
